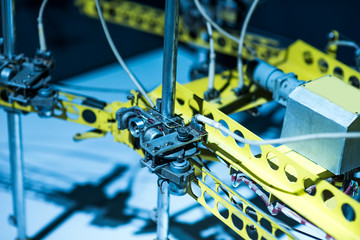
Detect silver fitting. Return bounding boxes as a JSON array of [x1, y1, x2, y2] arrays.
[[246, 59, 305, 106], [129, 118, 145, 138], [169, 159, 190, 196]]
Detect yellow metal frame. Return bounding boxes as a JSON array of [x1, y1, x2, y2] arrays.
[[1, 1, 360, 238], [189, 159, 296, 239], [160, 82, 359, 239], [74, 0, 285, 61], [2, 39, 360, 240], [274, 40, 360, 83]]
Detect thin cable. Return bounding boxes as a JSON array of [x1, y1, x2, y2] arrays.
[[247, 208, 324, 240], [199, 160, 324, 240], [280, 225, 323, 240], [195, 114, 360, 146], [50, 82, 129, 93], [194, 0, 238, 42], [206, 22, 216, 91], [233, 174, 334, 240], [327, 40, 360, 52], [237, 0, 259, 90], [37, 0, 50, 52], [94, 0, 155, 108], [194, 0, 256, 64]]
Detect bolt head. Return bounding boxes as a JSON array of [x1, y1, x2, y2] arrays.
[[177, 127, 190, 136], [328, 32, 335, 39]]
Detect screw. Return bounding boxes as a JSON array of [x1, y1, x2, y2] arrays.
[[153, 146, 161, 152], [177, 127, 190, 136], [328, 32, 335, 41], [177, 127, 191, 142], [33, 59, 46, 71]]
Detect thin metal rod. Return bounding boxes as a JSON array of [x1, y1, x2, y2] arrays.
[[1, 0, 16, 58], [157, 1, 179, 238], [157, 180, 169, 240], [2, 1, 26, 239], [7, 112, 27, 240], [161, 0, 180, 119]]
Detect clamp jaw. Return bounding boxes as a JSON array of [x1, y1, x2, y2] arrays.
[[117, 105, 207, 196], [0, 50, 57, 117]]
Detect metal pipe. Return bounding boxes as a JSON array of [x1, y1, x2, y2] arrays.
[[1, 0, 16, 58], [161, 0, 179, 119], [2, 1, 27, 239], [246, 59, 304, 106], [157, 1, 179, 239], [7, 111, 27, 240], [157, 180, 170, 240]]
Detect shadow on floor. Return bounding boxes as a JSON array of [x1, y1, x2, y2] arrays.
[[29, 163, 249, 240]]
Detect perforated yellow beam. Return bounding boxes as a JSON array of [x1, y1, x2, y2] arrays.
[[275, 40, 360, 86], [0, 87, 141, 157], [148, 82, 360, 240], [188, 159, 296, 239], [1, 36, 360, 239], [74, 0, 285, 61]]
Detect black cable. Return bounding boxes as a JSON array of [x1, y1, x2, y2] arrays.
[[197, 156, 323, 240], [157, 178, 170, 194], [50, 82, 129, 93]]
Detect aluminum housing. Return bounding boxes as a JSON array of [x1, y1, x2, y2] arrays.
[[281, 75, 360, 174]]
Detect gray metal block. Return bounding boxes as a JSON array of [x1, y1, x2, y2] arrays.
[[281, 76, 360, 174]]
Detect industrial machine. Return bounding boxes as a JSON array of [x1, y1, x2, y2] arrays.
[[1, 0, 360, 239]]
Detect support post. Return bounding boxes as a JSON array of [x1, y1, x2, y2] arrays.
[[156, 180, 170, 240], [157, 0, 180, 239], [1, 0, 27, 239], [7, 112, 26, 240], [161, 0, 179, 119], [1, 0, 16, 59]]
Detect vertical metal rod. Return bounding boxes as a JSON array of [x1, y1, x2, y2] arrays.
[[7, 112, 27, 240], [1, 0, 16, 59], [1, 0, 27, 239], [157, 0, 179, 239], [161, 0, 180, 119], [157, 181, 169, 240]]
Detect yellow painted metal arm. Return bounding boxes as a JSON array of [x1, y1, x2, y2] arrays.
[[74, 0, 285, 61], [73, 129, 107, 141], [151, 82, 360, 240], [274, 40, 360, 84], [188, 158, 296, 239], [1, 35, 360, 239]]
